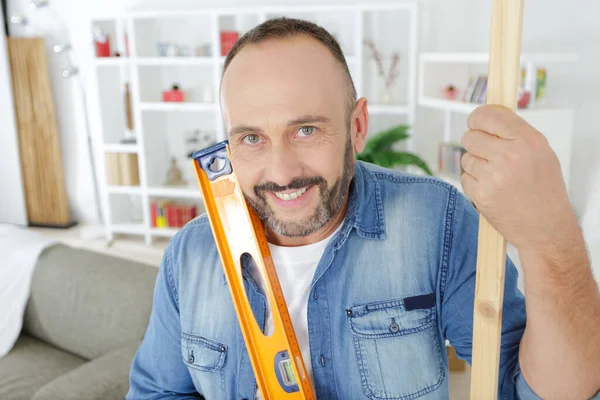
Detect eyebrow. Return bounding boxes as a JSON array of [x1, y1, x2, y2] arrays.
[[228, 115, 331, 137], [287, 114, 331, 126]]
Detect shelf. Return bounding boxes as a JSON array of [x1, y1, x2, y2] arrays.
[[369, 104, 411, 115], [112, 223, 146, 235], [420, 52, 578, 64], [93, 57, 131, 66], [150, 227, 180, 237], [147, 186, 202, 198], [419, 97, 573, 115], [419, 97, 479, 114], [107, 185, 142, 195], [139, 102, 217, 112], [136, 57, 214, 66], [103, 143, 139, 153]]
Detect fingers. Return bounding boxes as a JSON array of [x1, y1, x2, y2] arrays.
[[461, 152, 491, 180], [467, 104, 529, 140], [461, 129, 507, 161], [460, 171, 478, 203]]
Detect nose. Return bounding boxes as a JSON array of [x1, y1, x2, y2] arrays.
[[267, 141, 304, 187]]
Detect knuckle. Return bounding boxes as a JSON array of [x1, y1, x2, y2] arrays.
[[468, 105, 490, 129], [474, 185, 496, 209], [461, 130, 473, 148], [461, 152, 472, 170], [525, 130, 548, 151]]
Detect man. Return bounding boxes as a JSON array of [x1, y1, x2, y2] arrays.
[[127, 18, 600, 399]]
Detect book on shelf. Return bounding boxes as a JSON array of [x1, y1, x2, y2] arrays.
[[151, 201, 198, 229], [105, 152, 140, 186], [460, 66, 547, 107], [461, 75, 488, 104], [438, 142, 466, 177], [105, 153, 121, 186]]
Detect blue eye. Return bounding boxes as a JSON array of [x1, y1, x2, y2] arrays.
[[298, 126, 315, 137], [242, 134, 262, 145]]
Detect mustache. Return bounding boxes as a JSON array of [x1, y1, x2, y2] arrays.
[[254, 176, 325, 196]]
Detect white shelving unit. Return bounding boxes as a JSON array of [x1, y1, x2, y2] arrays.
[[87, 3, 419, 245], [418, 52, 577, 193]]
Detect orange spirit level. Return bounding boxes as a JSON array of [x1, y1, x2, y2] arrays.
[[192, 141, 315, 400]]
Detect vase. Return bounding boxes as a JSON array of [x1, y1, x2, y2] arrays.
[[381, 86, 393, 104]]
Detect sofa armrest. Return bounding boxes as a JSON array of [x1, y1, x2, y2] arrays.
[[32, 340, 141, 400]]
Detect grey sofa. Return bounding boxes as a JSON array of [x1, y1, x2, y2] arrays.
[[0, 244, 158, 400]]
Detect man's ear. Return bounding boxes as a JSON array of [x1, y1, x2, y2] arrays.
[[351, 97, 369, 154]]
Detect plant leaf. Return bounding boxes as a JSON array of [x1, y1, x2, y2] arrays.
[[372, 151, 433, 175], [364, 125, 410, 153]]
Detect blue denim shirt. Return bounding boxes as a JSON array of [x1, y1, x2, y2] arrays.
[[127, 161, 555, 399]]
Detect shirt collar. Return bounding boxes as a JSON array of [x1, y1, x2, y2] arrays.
[[331, 161, 386, 252]]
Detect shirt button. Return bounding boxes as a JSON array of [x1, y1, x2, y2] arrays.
[[319, 354, 326, 367], [188, 354, 195, 363], [313, 290, 318, 300], [389, 320, 399, 334], [346, 309, 352, 316]]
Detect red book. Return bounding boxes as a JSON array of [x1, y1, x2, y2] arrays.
[[150, 202, 157, 227], [175, 206, 182, 227], [167, 205, 177, 227], [191, 205, 197, 219], [183, 206, 191, 225]]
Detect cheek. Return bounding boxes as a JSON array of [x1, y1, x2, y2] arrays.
[[231, 156, 254, 194], [301, 144, 343, 182]]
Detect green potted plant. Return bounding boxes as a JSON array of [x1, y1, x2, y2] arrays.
[[357, 124, 433, 175]]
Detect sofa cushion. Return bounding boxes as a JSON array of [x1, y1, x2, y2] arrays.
[[32, 340, 141, 400], [0, 335, 85, 400], [23, 244, 158, 360]]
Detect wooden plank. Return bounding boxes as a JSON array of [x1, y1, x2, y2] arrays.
[[8, 37, 71, 227], [470, 1, 524, 398]]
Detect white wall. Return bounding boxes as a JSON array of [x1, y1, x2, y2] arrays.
[[5, 0, 599, 230], [0, 2, 27, 226]]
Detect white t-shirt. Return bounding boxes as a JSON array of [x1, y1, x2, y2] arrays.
[[251, 222, 343, 399]]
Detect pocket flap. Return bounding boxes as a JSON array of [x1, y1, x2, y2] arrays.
[[181, 332, 227, 372], [347, 295, 435, 338]]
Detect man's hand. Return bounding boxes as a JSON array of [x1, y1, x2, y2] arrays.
[[461, 104, 600, 400], [460, 104, 578, 252]]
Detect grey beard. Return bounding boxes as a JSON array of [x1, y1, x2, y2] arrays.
[[246, 137, 355, 237]]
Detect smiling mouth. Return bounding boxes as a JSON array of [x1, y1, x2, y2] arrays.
[[272, 186, 309, 201]]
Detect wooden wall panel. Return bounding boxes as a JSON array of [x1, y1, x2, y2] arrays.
[[8, 37, 72, 227]]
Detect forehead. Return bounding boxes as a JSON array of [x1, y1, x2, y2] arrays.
[[220, 35, 346, 125]]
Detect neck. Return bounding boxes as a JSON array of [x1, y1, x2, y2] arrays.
[[265, 192, 349, 247]]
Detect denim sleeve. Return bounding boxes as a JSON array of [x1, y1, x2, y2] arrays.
[[440, 191, 528, 399], [126, 242, 202, 399], [515, 362, 600, 399]]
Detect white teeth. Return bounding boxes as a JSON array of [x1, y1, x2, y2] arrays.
[[274, 186, 308, 201]]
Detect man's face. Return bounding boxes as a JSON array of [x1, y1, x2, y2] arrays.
[[220, 36, 362, 237]]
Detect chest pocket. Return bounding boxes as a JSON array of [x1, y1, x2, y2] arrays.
[[181, 332, 227, 399], [346, 295, 445, 400]]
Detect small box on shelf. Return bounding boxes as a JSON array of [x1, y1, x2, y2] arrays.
[[162, 84, 185, 102], [220, 31, 239, 56]]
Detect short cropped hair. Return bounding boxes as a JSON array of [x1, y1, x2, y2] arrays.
[[222, 17, 358, 121]]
